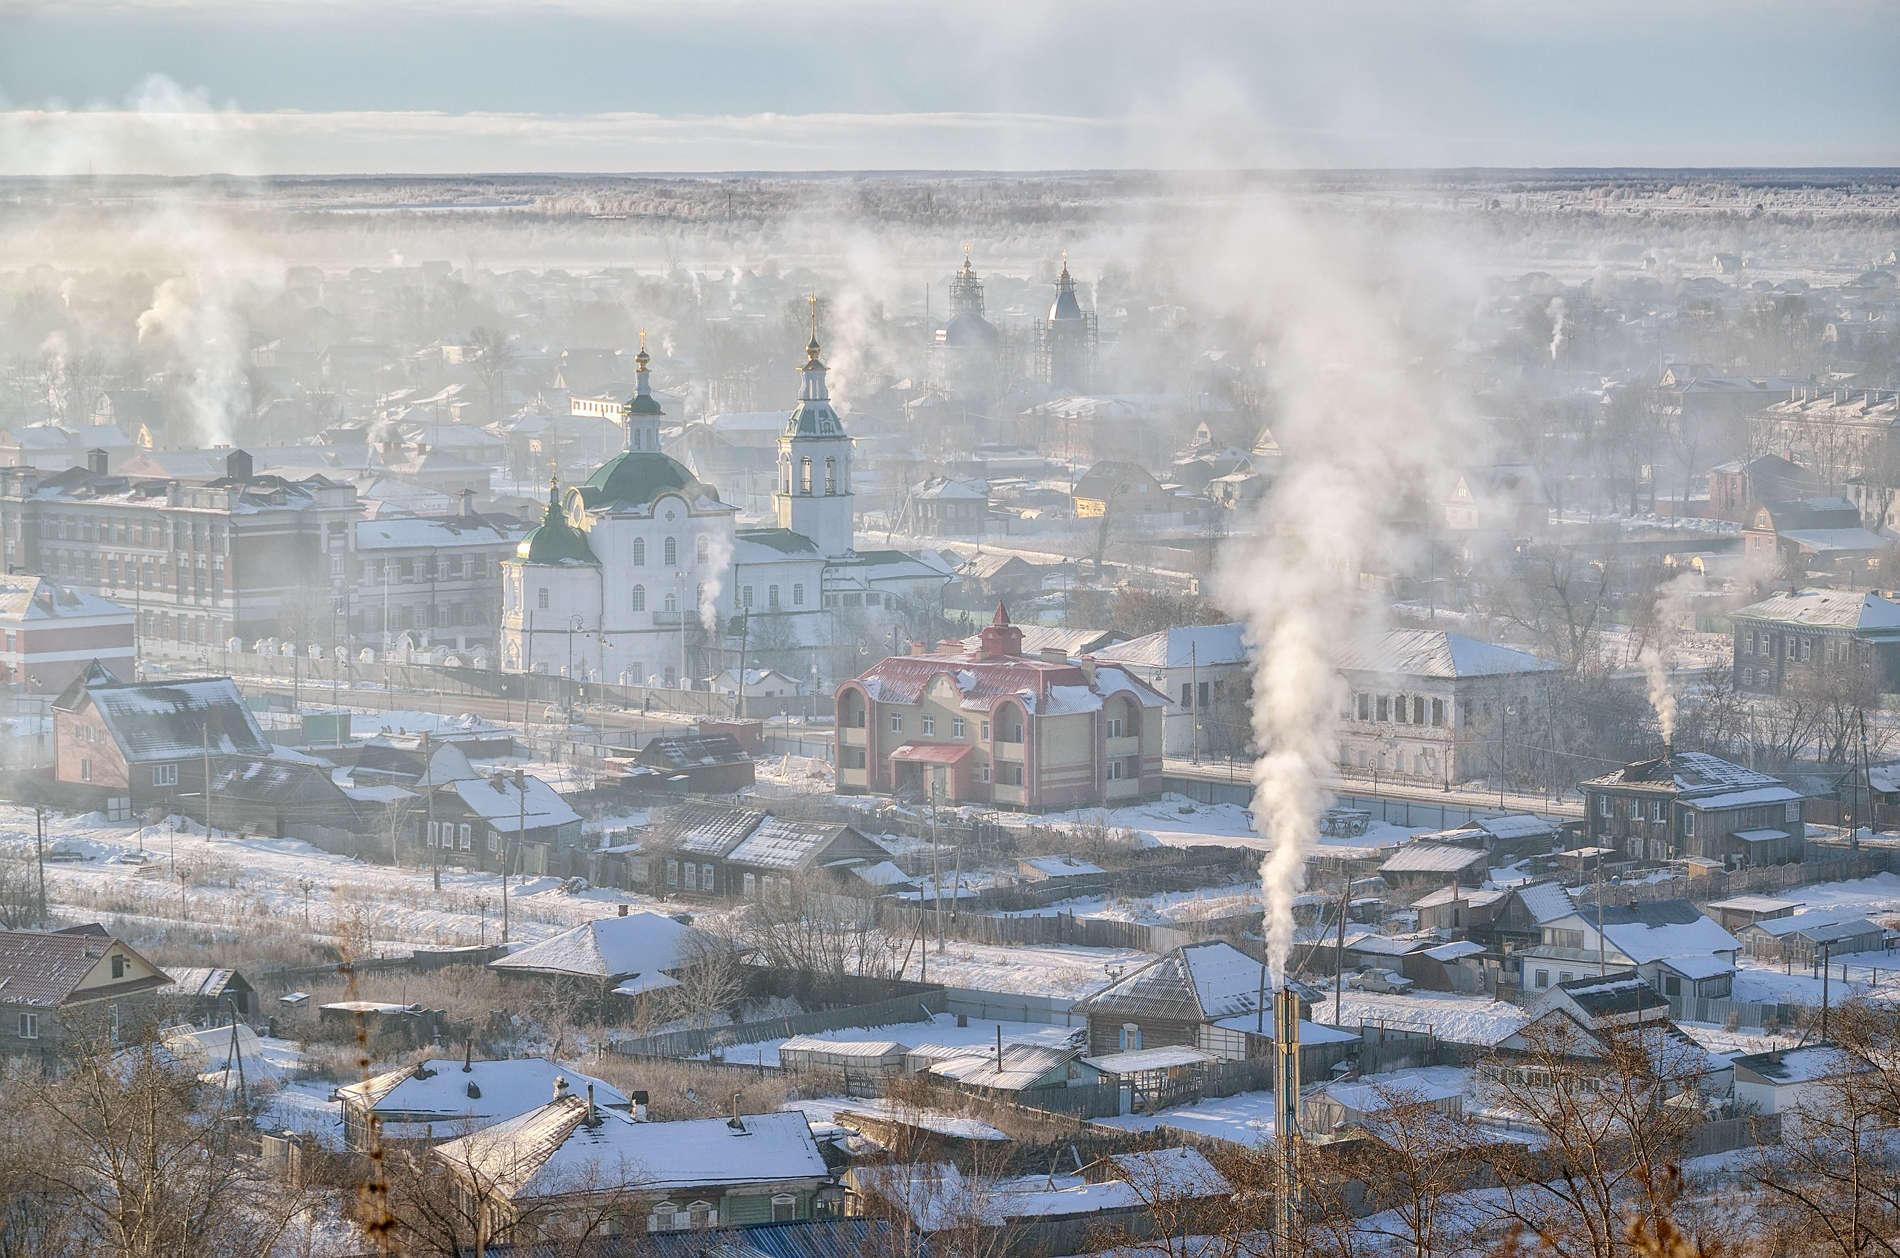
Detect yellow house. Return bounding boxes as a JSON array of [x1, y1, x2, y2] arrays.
[[836, 605, 1169, 809]]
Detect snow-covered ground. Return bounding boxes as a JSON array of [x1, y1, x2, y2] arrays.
[[1774, 872, 1900, 920], [1093, 1087, 1282, 1146], [883, 939, 1153, 998], [997, 882, 1261, 925], [0, 805, 672, 955], [703, 1013, 1077, 1066]]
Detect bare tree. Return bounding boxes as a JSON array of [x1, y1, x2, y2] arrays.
[[467, 327, 516, 424]]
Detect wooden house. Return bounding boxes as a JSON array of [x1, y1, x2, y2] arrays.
[[0, 925, 172, 1065]]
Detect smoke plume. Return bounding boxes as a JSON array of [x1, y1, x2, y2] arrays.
[[1639, 569, 1701, 748], [1546, 297, 1568, 362], [698, 530, 734, 634]]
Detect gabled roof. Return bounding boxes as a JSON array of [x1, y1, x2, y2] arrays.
[[1588, 899, 1742, 964], [444, 774, 580, 833], [1512, 881, 1577, 925], [635, 733, 751, 771], [1584, 751, 1787, 799], [489, 912, 713, 982], [0, 927, 171, 1008], [1073, 940, 1265, 1024], [1551, 972, 1668, 1020], [0, 577, 132, 624], [55, 672, 271, 763]]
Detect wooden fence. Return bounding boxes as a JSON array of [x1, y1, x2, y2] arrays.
[[606, 989, 947, 1061], [1576, 852, 1894, 907]]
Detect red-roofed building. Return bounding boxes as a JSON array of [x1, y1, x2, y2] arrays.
[[835, 605, 1169, 809]]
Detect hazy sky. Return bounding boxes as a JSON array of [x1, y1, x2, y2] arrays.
[[2, 0, 1896, 174]]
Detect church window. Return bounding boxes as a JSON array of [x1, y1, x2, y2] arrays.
[[768, 585, 780, 608], [800, 457, 813, 494], [824, 457, 837, 495], [631, 585, 645, 612], [696, 535, 710, 564], [632, 537, 645, 565], [663, 536, 678, 567], [537, 587, 549, 610], [792, 583, 804, 606], [742, 586, 754, 608], [664, 592, 678, 613]]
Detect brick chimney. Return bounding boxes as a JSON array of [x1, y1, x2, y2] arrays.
[[85, 448, 108, 476]]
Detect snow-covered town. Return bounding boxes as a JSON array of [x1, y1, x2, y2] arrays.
[[0, 6, 1898, 1257]]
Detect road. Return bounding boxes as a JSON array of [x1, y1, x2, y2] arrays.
[[1162, 756, 1584, 819]]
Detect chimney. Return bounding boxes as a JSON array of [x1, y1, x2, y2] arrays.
[[224, 449, 254, 482], [1038, 646, 1068, 665], [462, 1039, 473, 1072], [937, 639, 963, 653], [728, 1091, 745, 1131], [632, 1089, 649, 1121], [618, 902, 629, 917], [909, 641, 927, 657], [554, 1075, 569, 1100], [458, 488, 476, 518], [85, 448, 108, 476], [995, 1024, 1003, 1070], [586, 1081, 596, 1121]]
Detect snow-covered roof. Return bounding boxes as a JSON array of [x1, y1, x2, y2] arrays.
[[354, 515, 516, 550], [1514, 881, 1577, 925], [436, 1101, 827, 1203], [1074, 940, 1266, 1023], [1021, 855, 1107, 878], [444, 774, 580, 833], [1095, 622, 1249, 670], [1732, 1045, 1871, 1085], [1585, 751, 1791, 802], [1081, 1046, 1214, 1074], [488, 912, 713, 982], [1590, 901, 1741, 965], [1336, 629, 1556, 679], [60, 672, 271, 764], [1732, 588, 1900, 634], [1379, 844, 1490, 874], [338, 1057, 628, 1128], [0, 577, 132, 624]]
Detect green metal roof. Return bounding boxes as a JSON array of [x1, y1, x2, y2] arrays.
[[576, 451, 702, 510], [514, 481, 598, 566]]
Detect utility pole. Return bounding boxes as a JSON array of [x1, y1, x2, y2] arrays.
[[1821, 938, 1835, 1041], [1189, 641, 1200, 765], [504, 767, 525, 943], [33, 804, 46, 924], [1334, 876, 1349, 1025], [932, 779, 945, 954]]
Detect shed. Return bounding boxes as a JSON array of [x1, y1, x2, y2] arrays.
[[778, 1036, 910, 1076]]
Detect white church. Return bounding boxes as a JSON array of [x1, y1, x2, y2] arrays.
[[500, 322, 950, 688]]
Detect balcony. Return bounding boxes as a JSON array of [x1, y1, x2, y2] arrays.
[[1106, 778, 1142, 800], [991, 784, 1028, 806], [992, 739, 1025, 761], [1105, 736, 1139, 758], [839, 725, 867, 747]]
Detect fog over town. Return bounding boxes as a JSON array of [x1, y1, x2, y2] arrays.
[[0, 3, 1898, 1256]]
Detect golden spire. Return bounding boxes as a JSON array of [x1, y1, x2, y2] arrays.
[[806, 292, 821, 361], [635, 327, 650, 370]]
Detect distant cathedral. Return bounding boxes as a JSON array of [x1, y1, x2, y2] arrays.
[[1039, 253, 1096, 392], [501, 313, 949, 688]]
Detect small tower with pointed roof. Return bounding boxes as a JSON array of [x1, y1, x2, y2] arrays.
[[1043, 252, 1094, 391], [622, 330, 665, 453], [774, 296, 854, 557]]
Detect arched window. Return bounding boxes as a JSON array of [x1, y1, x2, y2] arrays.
[[696, 535, 709, 564], [631, 537, 645, 565], [663, 591, 678, 613], [631, 585, 646, 611], [663, 536, 678, 566], [768, 584, 780, 608], [800, 457, 813, 494], [780, 458, 792, 494], [824, 457, 837, 495]]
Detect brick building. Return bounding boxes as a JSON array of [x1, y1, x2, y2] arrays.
[[835, 605, 1169, 809], [0, 448, 361, 651], [0, 576, 133, 692]]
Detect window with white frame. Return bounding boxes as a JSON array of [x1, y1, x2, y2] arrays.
[[921, 715, 935, 735], [1106, 717, 1124, 738], [152, 764, 178, 787], [772, 1195, 797, 1222], [486, 831, 499, 852], [1598, 796, 1612, 817], [702, 863, 714, 890], [696, 536, 710, 564], [792, 583, 804, 606], [18, 1012, 38, 1039], [632, 537, 646, 565], [631, 585, 646, 611], [768, 585, 780, 608], [459, 824, 471, 848], [952, 718, 965, 738], [666, 859, 679, 886], [890, 713, 903, 733], [1682, 812, 1696, 837], [684, 862, 697, 889]]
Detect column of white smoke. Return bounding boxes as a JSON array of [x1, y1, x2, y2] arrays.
[[698, 530, 735, 634], [1184, 190, 1480, 987], [1638, 570, 1701, 747]]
